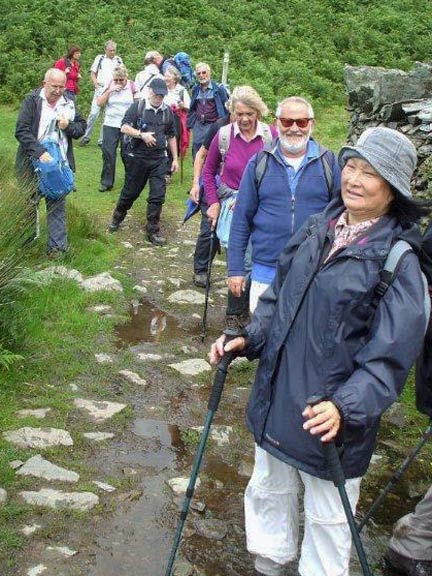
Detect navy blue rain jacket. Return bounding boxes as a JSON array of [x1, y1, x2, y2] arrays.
[[245, 202, 427, 480]]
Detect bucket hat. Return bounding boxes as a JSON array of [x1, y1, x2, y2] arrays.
[[149, 77, 168, 96], [339, 127, 417, 198]]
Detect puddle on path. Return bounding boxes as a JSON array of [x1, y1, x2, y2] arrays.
[[84, 414, 424, 576], [87, 417, 255, 576], [115, 300, 190, 346], [115, 297, 220, 347]]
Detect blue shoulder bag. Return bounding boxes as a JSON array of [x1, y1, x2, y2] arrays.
[[33, 136, 75, 200]]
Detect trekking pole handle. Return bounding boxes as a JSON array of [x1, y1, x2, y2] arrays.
[[208, 330, 241, 412], [306, 395, 345, 488]]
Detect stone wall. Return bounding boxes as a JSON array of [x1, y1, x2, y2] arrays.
[[344, 63, 432, 196]]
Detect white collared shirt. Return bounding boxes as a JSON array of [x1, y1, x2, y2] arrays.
[[38, 90, 76, 159], [232, 120, 268, 142]]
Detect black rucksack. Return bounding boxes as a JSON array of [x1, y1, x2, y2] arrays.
[[122, 99, 171, 155], [371, 225, 432, 418]]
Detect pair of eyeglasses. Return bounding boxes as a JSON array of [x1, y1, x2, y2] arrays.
[[113, 78, 125, 83], [196, 71, 208, 76], [277, 117, 312, 128]]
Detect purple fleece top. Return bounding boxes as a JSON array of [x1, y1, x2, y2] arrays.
[[202, 123, 277, 205]]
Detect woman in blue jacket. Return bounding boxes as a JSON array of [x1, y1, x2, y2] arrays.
[[210, 127, 428, 576]]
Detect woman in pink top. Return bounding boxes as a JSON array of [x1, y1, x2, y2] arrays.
[[201, 86, 276, 328], [54, 45, 81, 100], [202, 86, 275, 229]]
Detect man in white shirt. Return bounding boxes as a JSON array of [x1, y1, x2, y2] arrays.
[[80, 40, 122, 146], [15, 68, 86, 257]]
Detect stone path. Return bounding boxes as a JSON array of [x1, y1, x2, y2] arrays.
[[2, 220, 239, 576], [2, 219, 407, 576]]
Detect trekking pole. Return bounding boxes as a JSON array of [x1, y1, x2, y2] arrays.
[[201, 230, 216, 342], [307, 395, 373, 576], [179, 116, 184, 184], [358, 419, 432, 532], [164, 330, 239, 576], [221, 50, 230, 86]]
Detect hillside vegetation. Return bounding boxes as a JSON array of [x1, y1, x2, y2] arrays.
[[0, 0, 430, 110]]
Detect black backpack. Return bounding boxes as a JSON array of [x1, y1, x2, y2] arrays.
[[122, 99, 171, 155], [371, 224, 432, 418]]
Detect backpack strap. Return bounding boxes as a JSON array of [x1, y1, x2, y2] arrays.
[[318, 145, 334, 193], [218, 124, 231, 162], [218, 124, 232, 176], [371, 240, 413, 309], [254, 150, 270, 191], [96, 54, 104, 74], [138, 98, 146, 119], [372, 240, 431, 334], [139, 73, 156, 93], [261, 123, 273, 147]]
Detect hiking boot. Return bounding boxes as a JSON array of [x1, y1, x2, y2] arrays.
[[194, 273, 208, 288], [79, 138, 90, 147], [254, 555, 284, 576], [147, 233, 166, 246], [108, 209, 126, 233], [47, 249, 66, 261], [384, 548, 432, 575], [225, 312, 250, 331]]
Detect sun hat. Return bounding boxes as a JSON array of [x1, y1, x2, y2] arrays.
[[149, 77, 168, 96], [339, 127, 417, 198]]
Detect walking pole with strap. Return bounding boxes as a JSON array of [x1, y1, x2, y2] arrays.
[[201, 229, 216, 342], [307, 395, 374, 576], [358, 419, 432, 532], [164, 329, 239, 576]]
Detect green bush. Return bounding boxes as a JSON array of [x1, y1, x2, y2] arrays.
[[0, 0, 429, 109]]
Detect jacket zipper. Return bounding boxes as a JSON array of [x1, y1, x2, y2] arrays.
[[291, 193, 295, 233]]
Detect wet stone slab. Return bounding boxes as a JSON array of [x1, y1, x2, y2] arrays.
[[22, 524, 42, 536], [167, 477, 201, 496], [118, 369, 147, 386], [27, 565, 47, 576], [95, 353, 114, 364], [168, 289, 209, 305], [191, 425, 233, 446], [169, 359, 212, 376], [17, 454, 79, 482], [16, 408, 51, 419], [74, 399, 127, 422], [3, 427, 73, 449], [83, 432, 115, 442], [80, 272, 123, 292], [45, 545, 78, 558], [20, 488, 99, 511], [194, 518, 228, 540]]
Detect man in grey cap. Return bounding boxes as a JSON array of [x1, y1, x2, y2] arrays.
[[109, 77, 178, 245]]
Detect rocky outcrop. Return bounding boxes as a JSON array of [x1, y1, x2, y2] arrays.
[[344, 63, 432, 197]]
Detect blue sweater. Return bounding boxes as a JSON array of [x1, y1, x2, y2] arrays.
[[227, 139, 341, 279]]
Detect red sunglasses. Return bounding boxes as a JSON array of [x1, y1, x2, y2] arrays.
[[277, 117, 312, 129]]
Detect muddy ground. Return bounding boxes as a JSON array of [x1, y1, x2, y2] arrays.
[[10, 210, 428, 576]]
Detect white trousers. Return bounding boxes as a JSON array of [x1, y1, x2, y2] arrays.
[[245, 446, 362, 576], [250, 279, 270, 313]]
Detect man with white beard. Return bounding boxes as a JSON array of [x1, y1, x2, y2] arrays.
[[227, 96, 341, 312]]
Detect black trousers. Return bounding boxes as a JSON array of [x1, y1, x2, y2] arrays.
[[193, 197, 219, 275], [116, 155, 168, 233], [101, 125, 123, 188]]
